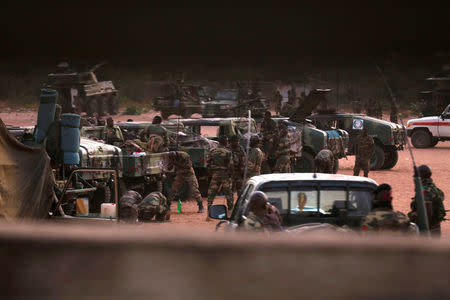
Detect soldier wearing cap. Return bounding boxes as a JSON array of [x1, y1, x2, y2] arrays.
[[102, 117, 124, 146], [408, 165, 446, 237], [361, 184, 411, 233], [353, 127, 374, 177], [167, 151, 204, 213]]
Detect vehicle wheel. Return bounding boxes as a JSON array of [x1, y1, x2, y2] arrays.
[[370, 145, 385, 170], [411, 130, 432, 148], [86, 97, 97, 116], [293, 152, 315, 172], [430, 137, 439, 147], [382, 149, 398, 169], [332, 158, 339, 174]]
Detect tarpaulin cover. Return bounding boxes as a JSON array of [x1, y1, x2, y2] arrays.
[[0, 119, 55, 220]]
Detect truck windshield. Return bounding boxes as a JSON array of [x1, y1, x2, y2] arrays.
[[261, 187, 371, 216]]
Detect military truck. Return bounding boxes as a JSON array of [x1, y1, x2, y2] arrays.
[[46, 63, 118, 116], [116, 121, 218, 195]]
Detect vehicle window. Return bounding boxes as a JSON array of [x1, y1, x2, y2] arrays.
[[289, 190, 318, 214], [347, 189, 372, 216], [319, 189, 346, 214], [200, 125, 218, 137], [232, 184, 254, 221]]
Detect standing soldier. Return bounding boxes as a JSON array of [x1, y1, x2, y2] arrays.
[[260, 111, 278, 163], [207, 136, 234, 215], [246, 136, 264, 181], [361, 184, 412, 233], [273, 126, 291, 173], [408, 165, 446, 237], [167, 151, 204, 213], [274, 90, 283, 116], [353, 127, 374, 177], [101, 117, 124, 146], [288, 84, 297, 106], [230, 135, 246, 194]]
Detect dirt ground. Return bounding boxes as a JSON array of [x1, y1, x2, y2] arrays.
[[1, 109, 449, 236]]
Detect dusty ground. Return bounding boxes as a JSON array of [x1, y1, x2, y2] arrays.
[[1, 109, 449, 236]]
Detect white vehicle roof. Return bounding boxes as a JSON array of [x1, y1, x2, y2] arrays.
[[246, 173, 378, 187]]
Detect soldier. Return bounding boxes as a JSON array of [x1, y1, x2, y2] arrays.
[[274, 90, 283, 116], [242, 191, 268, 232], [138, 192, 170, 222], [207, 136, 234, 215], [138, 116, 170, 153], [273, 126, 291, 173], [246, 135, 264, 180], [361, 184, 411, 233], [314, 149, 335, 173], [230, 135, 246, 194], [408, 165, 446, 237], [167, 151, 204, 213], [288, 85, 297, 106], [260, 111, 278, 160], [118, 190, 142, 223], [101, 117, 124, 146], [353, 127, 374, 177]]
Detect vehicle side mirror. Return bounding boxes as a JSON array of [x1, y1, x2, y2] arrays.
[[209, 205, 228, 220]]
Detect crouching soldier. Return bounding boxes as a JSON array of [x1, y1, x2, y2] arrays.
[[138, 192, 170, 222], [118, 190, 142, 223], [314, 149, 335, 173]]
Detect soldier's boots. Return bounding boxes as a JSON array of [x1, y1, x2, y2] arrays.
[[197, 202, 204, 213]]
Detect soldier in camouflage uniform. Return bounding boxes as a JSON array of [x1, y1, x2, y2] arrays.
[[167, 151, 204, 213], [260, 111, 278, 158], [408, 165, 446, 237], [118, 190, 142, 223], [246, 136, 264, 181], [273, 126, 291, 173], [353, 127, 374, 177], [207, 136, 234, 214], [242, 191, 268, 232], [314, 149, 335, 173], [274, 90, 283, 116], [138, 191, 170, 222], [102, 117, 124, 146], [230, 135, 246, 194], [361, 184, 412, 233]]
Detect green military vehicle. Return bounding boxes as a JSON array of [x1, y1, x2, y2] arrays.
[[46, 63, 118, 116], [116, 121, 218, 195]]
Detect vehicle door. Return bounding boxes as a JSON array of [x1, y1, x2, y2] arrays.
[[438, 105, 450, 137], [337, 116, 358, 155]]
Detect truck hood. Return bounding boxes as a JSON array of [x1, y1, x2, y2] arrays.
[[407, 116, 439, 126]]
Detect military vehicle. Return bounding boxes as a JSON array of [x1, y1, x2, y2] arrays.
[[153, 86, 268, 119], [116, 121, 218, 195], [46, 63, 118, 116]]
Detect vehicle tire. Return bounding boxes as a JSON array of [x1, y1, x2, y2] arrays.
[[430, 137, 439, 147], [382, 149, 399, 169], [332, 158, 339, 174], [293, 152, 315, 172], [86, 97, 97, 117], [411, 130, 432, 148], [370, 144, 385, 170]]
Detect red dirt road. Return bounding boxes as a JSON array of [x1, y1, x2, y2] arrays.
[[1, 110, 449, 236]]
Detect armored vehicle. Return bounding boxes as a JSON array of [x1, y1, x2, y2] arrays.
[[209, 173, 378, 230], [46, 63, 118, 116]]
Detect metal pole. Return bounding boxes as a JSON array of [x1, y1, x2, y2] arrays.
[[336, 70, 340, 111], [243, 110, 251, 182]]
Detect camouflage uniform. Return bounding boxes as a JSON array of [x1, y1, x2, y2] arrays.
[[353, 133, 374, 177], [274, 91, 283, 115], [167, 151, 203, 207], [246, 147, 264, 180], [230, 143, 246, 194], [361, 208, 410, 232], [138, 192, 170, 222], [207, 146, 234, 209], [242, 212, 264, 232], [141, 125, 169, 152], [273, 136, 291, 173], [314, 149, 335, 173], [260, 118, 278, 156], [118, 190, 142, 223], [409, 178, 446, 236], [102, 125, 124, 146]]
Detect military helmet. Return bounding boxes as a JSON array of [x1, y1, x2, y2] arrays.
[[418, 165, 432, 178]]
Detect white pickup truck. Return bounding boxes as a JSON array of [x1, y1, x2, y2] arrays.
[[407, 104, 450, 148]]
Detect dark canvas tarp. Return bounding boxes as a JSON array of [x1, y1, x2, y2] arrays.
[[0, 119, 55, 220]]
